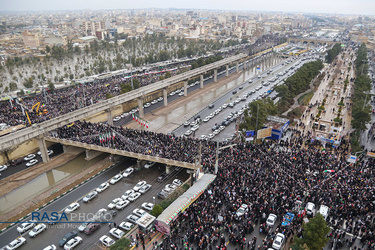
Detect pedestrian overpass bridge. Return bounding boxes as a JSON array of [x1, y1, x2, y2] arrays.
[[44, 136, 200, 170]]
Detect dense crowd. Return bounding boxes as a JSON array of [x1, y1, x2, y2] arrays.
[[55, 121, 375, 250]]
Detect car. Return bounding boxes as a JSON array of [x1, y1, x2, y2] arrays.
[[203, 117, 210, 122], [306, 202, 315, 215], [163, 184, 177, 193], [157, 173, 168, 182], [127, 214, 140, 224], [64, 236, 82, 250], [157, 191, 168, 199], [169, 91, 176, 96], [5, 237, 26, 250], [151, 100, 158, 105], [133, 181, 147, 191], [139, 184, 152, 194], [29, 223, 47, 237], [110, 228, 125, 239], [144, 161, 156, 169], [143, 103, 151, 108], [207, 134, 214, 139], [78, 221, 92, 232], [183, 121, 190, 127], [190, 120, 198, 127], [100, 235, 115, 247], [122, 167, 134, 177], [239, 86, 243, 90], [64, 202, 80, 214], [108, 198, 124, 209], [119, 222, 134, 231], [109, 174, 123, 184], [133, 208, 148, 218], [128, 192, 141, 201], [113, 116, 121, 122], [100, 210, 117, 221], [43, 245, 57, 250], [200, 135, 207, 140], [83, 223, 100, 235], [236, 204, 248, 217], [59, 231, 78, 247], [219, 126, 225, 131], [213, 130, 220, 136], [141, 202, 154, 211], [228, 102, 235, 108], [266, 214, 277, 227], [232, 90, 237, 94], [26, 159, 38, 167], [17, 220, 36, 233], [83, 191, 98, 202], [0, 165, 8, 172], [116, 199, 130, 210], [191, 125, 199, 132], [94, 208, 107, 220], [184, 130, 193, 136], [96, 182, 109, 193], [208, 103, 214, 109], [272, 233, 285, 250], [24, 154, 36, 161], [121, 190, 135, 200], [157, 97, 163, 102], [178, 92, 184, 96]]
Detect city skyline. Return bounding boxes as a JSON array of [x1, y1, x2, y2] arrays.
[[1, 0, 375, 15]]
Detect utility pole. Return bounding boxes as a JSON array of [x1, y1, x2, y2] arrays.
[[255, 103, 259, 140]]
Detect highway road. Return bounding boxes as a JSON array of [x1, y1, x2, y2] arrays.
[[0, 158, 188, 250]]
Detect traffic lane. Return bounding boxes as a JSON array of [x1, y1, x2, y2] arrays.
[[0, 158, 135, 246]]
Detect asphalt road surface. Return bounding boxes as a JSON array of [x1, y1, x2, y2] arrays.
[[0, 158, 188, 250]]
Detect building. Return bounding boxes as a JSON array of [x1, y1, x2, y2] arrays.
[[264, 116, 290, 140], [22, 31, 41, 49]]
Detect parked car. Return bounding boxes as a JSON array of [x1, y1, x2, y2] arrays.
[[43, 245, 56, 250], [133, 181, 146, 191], [109, 174, 123, 184], [28, 223, 47, 238], [133, 208, 147, 218], [96, 182, 109, 193], [163, 184, 177, 193], [266, 214, 277, 227], [306, 202, 315, 216], [272, 233, 285, 250], [236, 204, 248, 217], [172, 179, 183, 186], [100, 210, 117, 222], [119, 222, 134, 231], [141, 202, 154, 211], [127, 214, 140, 224], [64, 236, 82, 250], [5, 237, 26, 250], [24, 154, 36, 161], [183, 121, 190, 127], [26, 159, 38, 167], [139, 184, 152, 194], [157, 191, 168, 199], [100, 235, 115, 247], [128, 192, 141, 202], [122, 167, 134, 177], [144, 162, 156, 169], [59, 231, 78, 247], [157, 173, 168, 182], [116, 200, 130, 210], [83, 191, 98, 202], [17, 220, 36, 233], [108, 198, 123, 209], [110, 228, 125, 239], [0, 165, 8, 172], [121, 190, 135, 200], [83, 223, 101, 235], [64, 202, 80, 214]]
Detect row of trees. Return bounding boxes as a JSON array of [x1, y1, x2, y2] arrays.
[[325, 43, 342, 63], [275, 60, 324, 113], [351, 43, 372, 151]]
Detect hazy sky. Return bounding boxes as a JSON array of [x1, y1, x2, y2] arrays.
[[1, 0, 374, 15]]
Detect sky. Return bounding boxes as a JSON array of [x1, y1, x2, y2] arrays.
[[0, 0, 374, 15]]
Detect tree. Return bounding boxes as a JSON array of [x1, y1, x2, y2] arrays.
[[23, 77, 33, 88], [165, 71, 172, 79], [294, 214, 330, 250], [110, 238, 131, 250], [151, 204, 163, 217], [9, 82, 18, 91], [48, 82, 55, 93]]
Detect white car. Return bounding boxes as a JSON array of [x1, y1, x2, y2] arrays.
[[24, 154, 36, 161], [127, 214, 140, 224], [6, 237, 26, 250], [122, 167, 134, 177], [113, 117, 121, 122], [17, 220, 36, 233], [109, 228, 125, 239], [109, 174, 123, 184], [133, 208, 147, 218], [121, 190, 135, 200], [94, 209, 107, 220], [83, 191, 98, 202], [236, 204, 248, 217], [119, 222, 134, 231], [108, 198, 123, 209], [26, 159, 38, 167], [191, 125, 199, 132], [151, 100, 158, 105], [64, 202, 80, 214], [96, 182, 109, 193], [43, 245, 57, 250], [266, 214, 277, 227], [184, 130, 193, 136], [163, 184, 177, 193], [141, 202, 154, 211], [100, 235, 115, 247], [172, 179, 183, 186], [133, 181, 146, 191], [306, 202, 316, 215], [144, 103, 151, 108], [29, 223, 47, 237], [144, 162, 155, 169], [139, 184, 152, 194], [64, 236, 82, 250], [272, 233, 285, 250], [116, 200, 130, 210], [128, 192, 141, 201], [0, 165, 8, 172], [157, 97, 163, 102]]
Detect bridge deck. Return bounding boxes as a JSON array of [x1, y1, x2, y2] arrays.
[[45, 136, 199, 170]]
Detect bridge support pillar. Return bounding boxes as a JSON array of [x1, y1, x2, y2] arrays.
[[200, 75, 204, 89], [184, 81, 188, 96], [138, 98, 144, 118], [137, 159, 147, 169], [163, 88, 168, 106], [236, 62, 239, 72], [85, 149, 103, 161], [107, 108, 113, 126], [38, 136, 50, 163], [166, 165, 172, 174], [214, 69, 217, 82], [226, 65, 229, 76], [242, 71, 246, 82]]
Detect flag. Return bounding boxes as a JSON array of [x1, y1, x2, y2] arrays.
[[132, 114, 135, 120], [99, 134, 101, 143], [146, 122, 149, 128], [113, 132, 115, 139]]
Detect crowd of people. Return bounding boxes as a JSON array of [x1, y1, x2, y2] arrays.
[[54, 120, 375, 250]]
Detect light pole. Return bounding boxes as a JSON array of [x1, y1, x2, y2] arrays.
[[153, 196, 155, 206], [214, 143, 237, 174]]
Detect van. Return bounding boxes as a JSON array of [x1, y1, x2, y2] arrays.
[[306, 202, 315, 216], [318, 205, 329, 220]]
